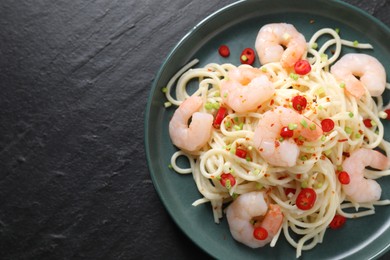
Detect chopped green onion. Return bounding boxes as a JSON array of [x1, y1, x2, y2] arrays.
[[337, 165, 343, 172], [355, 133, 361, 139], [345, 126, 352, 134], [311, 42, 318, 49], [214, 91, 220, 97], [225, 121, 231, 128], [339, 82, 345, 88], [288, 123, 298, 130], [318, 105, 323, 110], [241, 55, 248, 61], [301, 181, 308, 188], [246, 156, 251, 162], [234, 117, 239, 123], [168, 164, 173, 169], [164, 101, 172, 108], [161, 87, 168, 93], [205, 102, 213, 110], [348, 112, 354, 118], [321, 135, 326, 142], [300, 155, 308, 161], [225, 179, 232, 189], [335, 28, 340, 34], [315, 182, 323, 189], [309, 123, 316, 130], [371, 120, 377, 126], [212, 102, 220, 109], [290, 73, 299, 80], [232, 193, 239, 199], [353, 40, 359, 47], [224, 93, 228, 98], [261, 66, 267, 72], [256, 182, 263, 189], [234, 122, 244, 130], [300, 119, 308, 128]]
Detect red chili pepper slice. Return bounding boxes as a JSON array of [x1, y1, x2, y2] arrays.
[[338, 171, 350, 185], [235, 148, 247, 159], [329, 214, 346, 229], [240, 48, 255, 65], [321, 118, 335, 132], [213, 107, 227, 129], [294, 60, 312, 75], [291, 95, 307, 112], [218, 45, 230, 57], [253, 227, 268, 240], [220, 173, 236, 189], [296, 188, 316, 210], [280, 126, 294, 138], [363, 118, 373, 128], [384, 109, 390, 120]]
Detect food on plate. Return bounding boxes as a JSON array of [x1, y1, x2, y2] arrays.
[[163, 23, 390, 257]]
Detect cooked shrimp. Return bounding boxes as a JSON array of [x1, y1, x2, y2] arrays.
[[253, 106, 323, 167], [169, 95, 213, 153], [342, 148, 390, 203], [330, 53, 386, 99], [221, 65, 274, 113], [226, 191, 283, 248], [255, 23, 307, 68]]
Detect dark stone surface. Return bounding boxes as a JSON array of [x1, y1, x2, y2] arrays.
[[0, 0, 389, 259]]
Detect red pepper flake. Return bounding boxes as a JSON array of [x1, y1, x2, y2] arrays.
[[285, 188, 296, 196], [329, 214, 346, 229], [240, 48, 255, 65], [294, 138, 305, 146], [274, 140, 280, 148], [218, 45, 230, 57], [338, 138, 348, 142]]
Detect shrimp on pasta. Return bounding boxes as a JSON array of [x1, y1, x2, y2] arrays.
[[164, 23, 390, 258]]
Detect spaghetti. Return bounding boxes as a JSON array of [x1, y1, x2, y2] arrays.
[[164, 26, 390, 257]]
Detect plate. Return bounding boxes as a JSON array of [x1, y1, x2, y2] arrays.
[[145, 0, 390, 259]]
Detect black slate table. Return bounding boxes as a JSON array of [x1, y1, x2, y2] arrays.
[[1, 0, 389, 259]]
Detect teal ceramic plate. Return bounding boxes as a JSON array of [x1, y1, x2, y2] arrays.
[[145, 0, 390, 259]]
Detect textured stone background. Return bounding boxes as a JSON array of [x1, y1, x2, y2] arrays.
[[0, 0, 389, 259]]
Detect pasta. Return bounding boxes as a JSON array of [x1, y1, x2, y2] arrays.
[[163, 26, 390, 257]]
